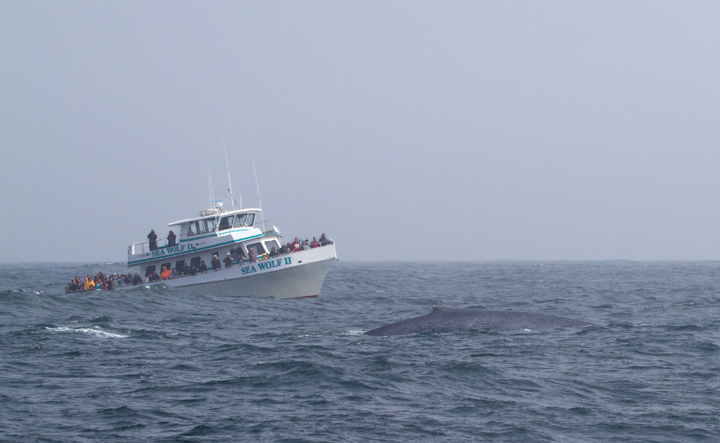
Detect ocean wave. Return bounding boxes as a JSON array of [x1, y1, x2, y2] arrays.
[[45, 326, 128, 339], [3, 261, 720, 442]]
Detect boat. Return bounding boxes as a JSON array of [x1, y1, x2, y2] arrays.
[[125, 205, 338, 299]]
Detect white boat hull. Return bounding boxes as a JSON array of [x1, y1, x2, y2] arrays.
[[125, 244, 337, 299]]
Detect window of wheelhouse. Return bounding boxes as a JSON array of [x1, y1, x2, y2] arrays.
[[233, 214, 247, 228], [187, 222, 198, 236], [206, 218, 216, 232], [246, 213, 255, 227], [218, 215, 234, 231]]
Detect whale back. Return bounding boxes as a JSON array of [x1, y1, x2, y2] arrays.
[[365, 307, 594, 336]]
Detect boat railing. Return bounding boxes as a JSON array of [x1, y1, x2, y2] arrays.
[[129, 238, 168, 255], [256, 219, 279, 237]]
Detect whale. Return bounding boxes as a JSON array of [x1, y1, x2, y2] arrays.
[[365, 307, 595, 336]]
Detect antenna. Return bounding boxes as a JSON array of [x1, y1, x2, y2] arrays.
[[208, 171, 214, 206], [223, 138, 234, 210], [252, 158, 265, 226]]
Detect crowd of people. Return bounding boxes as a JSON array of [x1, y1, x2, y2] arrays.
[[65, 272, 145, 293], [66, 233, 333, 292], [267, 233, 332, 258]]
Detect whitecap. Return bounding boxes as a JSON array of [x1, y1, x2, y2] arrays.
[[45, 326, 128, 339]]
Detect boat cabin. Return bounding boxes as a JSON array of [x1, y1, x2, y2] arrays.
[[127, 207, 284, 277]]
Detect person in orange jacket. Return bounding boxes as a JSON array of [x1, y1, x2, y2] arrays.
[[160, 266, 171, 280]]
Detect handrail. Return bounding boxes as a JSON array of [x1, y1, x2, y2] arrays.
[[256, 219, 278, 236]]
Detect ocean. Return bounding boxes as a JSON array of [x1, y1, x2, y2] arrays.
[[1, 261, 718, 442]]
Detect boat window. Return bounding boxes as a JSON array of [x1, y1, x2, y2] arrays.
[[190, 257, 201, 269], [231, 247, 245, 261], [145, 265, 156, 277], [264, 240, 280, 252], [206, 218, 216, 232], [198, 220, 208, 234], [233, 214, 247, 228], [176, 260, 185, 272], [188, 222, 198, 236], [218, 216, 233, 231], [246, 242, 266, 256], [246, 213, 255, 227]]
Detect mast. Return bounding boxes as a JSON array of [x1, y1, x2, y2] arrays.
[[253, 158, 265, 226], [208, 171, 214, 207], [223, 139, 242, 209], [223, 138, 234, 210]]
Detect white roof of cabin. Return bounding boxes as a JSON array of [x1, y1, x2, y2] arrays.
[[167, 208, 261, 227]]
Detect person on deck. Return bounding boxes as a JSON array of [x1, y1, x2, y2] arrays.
[[211, 255, 222, 270], [149, 271, 161, 282], [124, 274, 132, 285], [132, 273, 143, 285], [292, 238, 301, 252], [319, 233, 330, 246], [311, 237, 320, 248], [269, 247, 278, 258], [110, 273, 120, 289], [199, 260, 208, 272], [67, 278, 80, 292], [183, 263, 192, 276], [161, 266, 171, 280], [148, 230, 158, 251], [84, 275, 95, 291], [234, 247, 246, 263], [223, 253, 233, 268], [167, 231, 177, 247], [248, 248, 257, 263]]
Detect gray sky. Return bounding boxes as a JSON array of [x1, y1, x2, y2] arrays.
[[1, 1, 719, 262]]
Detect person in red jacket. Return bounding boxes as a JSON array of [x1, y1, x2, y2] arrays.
[[160, 266, 171, 280]]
